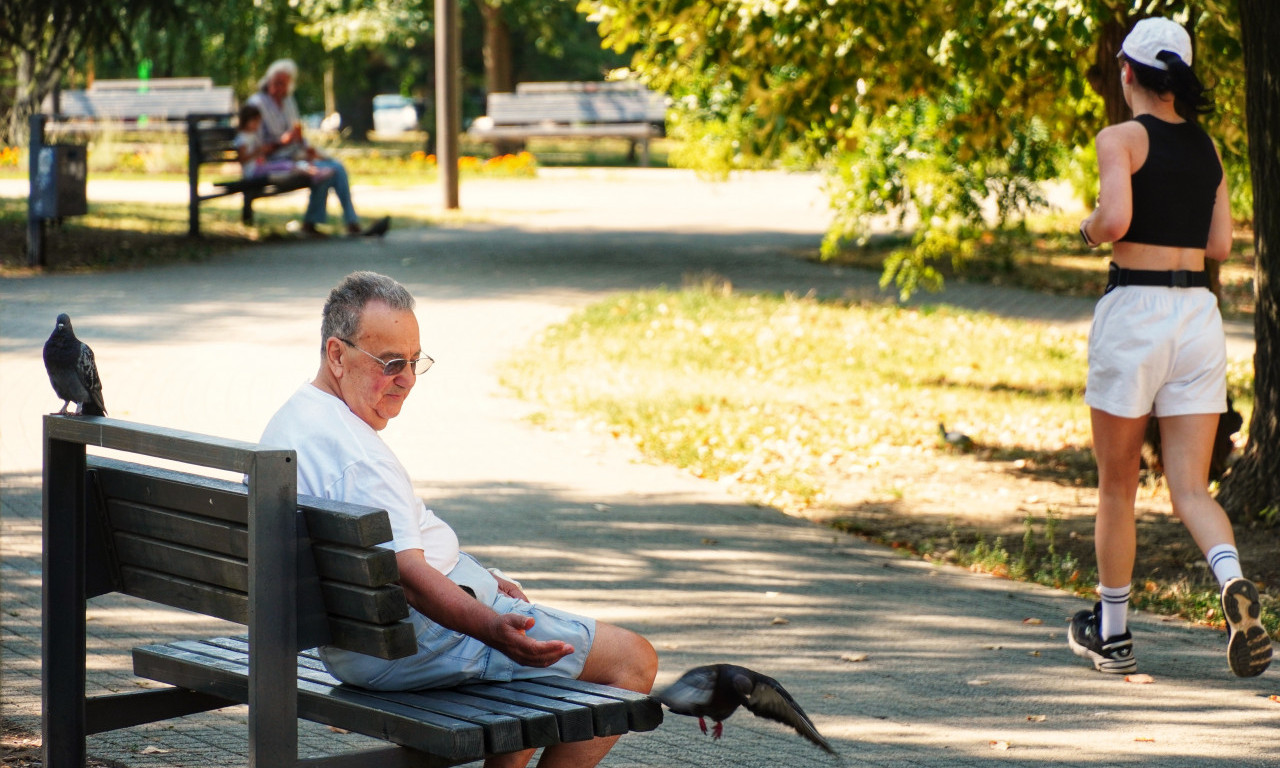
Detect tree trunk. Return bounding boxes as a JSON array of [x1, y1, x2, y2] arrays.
[[476, 0, 514, 95], [1087, 17, 1131, 126], [475, 0, 522, 155], [1218, 0, 1280, 521]]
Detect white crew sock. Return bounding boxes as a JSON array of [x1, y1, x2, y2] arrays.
[[1206, 544, 1244, 587], [1099, 584, 1131, 640]]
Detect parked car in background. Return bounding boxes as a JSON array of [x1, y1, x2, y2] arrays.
[[372, 94, 419, 134]]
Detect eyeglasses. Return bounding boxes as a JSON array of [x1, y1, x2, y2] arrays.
[[339, 338, 434, 376]]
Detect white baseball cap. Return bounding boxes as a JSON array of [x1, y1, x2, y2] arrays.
[[1121, 17, 1192, 70]]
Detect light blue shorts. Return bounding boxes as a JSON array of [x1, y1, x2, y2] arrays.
[[318, 553, 596, 691], [1085, 286, 1227, 419]]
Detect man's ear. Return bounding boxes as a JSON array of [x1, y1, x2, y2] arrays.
[[323, 337, 346, 378]]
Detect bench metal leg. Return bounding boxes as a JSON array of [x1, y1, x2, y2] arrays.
[[42, 431, 88, 768]]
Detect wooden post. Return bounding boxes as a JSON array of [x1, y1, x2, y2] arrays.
[[435, 0, 461, 209]]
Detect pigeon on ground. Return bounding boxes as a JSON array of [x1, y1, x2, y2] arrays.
[[938, 422, 975, 453], [655, 664, 837, 754], [43, 313, 107, 416], [362, 215, 391, 237]]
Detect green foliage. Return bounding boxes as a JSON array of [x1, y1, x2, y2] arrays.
[[820, 95, 1064, 298], [582, 0, 1251, 295]]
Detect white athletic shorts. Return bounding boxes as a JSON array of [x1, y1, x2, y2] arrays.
[[1085, 285, 1227, 419], [318, 553, 596, 691]]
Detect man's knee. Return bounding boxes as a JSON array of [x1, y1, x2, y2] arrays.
[[582, 623, 657, 693]]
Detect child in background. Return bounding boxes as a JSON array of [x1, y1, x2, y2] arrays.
[[235, 104, 333, 183]]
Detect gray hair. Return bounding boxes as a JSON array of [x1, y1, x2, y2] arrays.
[[321, 272, 415, 354], [258, 59, 299, 93]]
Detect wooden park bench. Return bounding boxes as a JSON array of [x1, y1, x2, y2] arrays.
[[44, 77, 236, 129], [468, 81, 666, 166], [42, 415, 662, 768], [185, 112, 312, 236]]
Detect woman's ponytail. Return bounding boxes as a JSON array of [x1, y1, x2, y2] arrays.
[[1155, 50, 1213, 118], [1125, 50, 1214, 120]]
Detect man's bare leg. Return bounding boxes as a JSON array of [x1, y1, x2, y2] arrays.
[[533, 622, 658, 768]]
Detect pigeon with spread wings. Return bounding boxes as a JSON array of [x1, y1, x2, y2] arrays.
[[655, 664, 837, 754], [43, 313, 107, 417]]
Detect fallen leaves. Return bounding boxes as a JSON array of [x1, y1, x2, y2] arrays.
[[1022, 617, 1044, 625], [990, 740, 1012, 750], [770, 616, 790, 625], [839, 652, 869, 663], [1125, 674, 1155, 684], [1269, 694, 1280, 704]]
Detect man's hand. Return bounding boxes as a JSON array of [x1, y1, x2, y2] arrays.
[[489, 613, 574, 668], [493, 573, 528, 602]]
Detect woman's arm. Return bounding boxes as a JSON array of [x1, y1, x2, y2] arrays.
[[1080, 123, 1137, 247], [1204, 145, 1233, 262]]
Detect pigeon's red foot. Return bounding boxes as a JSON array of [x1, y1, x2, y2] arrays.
[[712, 721, 724, 740], [698, 717, 708, 734]]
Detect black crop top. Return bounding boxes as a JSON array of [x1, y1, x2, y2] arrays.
[[1118, 114, 1222, 248]]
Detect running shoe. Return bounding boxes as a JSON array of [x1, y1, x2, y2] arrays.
[[1221, 577, 1272, 678], [1068, 602, 1137, 674]]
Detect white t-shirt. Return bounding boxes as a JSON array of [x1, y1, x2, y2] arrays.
[[259, 382, 460, 573]]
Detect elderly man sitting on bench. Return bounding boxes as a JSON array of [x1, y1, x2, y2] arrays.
[[260, 270, 657, 768]]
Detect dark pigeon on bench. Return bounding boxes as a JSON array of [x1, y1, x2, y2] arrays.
[[43, 313, 107, 416], [655, 664, 837, 754]]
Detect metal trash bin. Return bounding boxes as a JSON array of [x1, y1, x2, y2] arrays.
[[31, 144, 88, 219]]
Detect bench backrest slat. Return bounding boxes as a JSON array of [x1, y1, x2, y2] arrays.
[[48, 87, 236, 121], [486, 91, 666, 126], [86, 455, 414, 659]]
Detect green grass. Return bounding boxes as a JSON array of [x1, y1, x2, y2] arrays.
[[503, 282, 1103, 511], [0, 195, 438, 272]]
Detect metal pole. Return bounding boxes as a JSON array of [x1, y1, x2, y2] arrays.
[[42, 419, 88, 768], [435, 0, 460, 209], [27, 113, 46, 267]]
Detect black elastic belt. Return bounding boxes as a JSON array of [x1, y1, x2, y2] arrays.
[[1106, 263, 1209, 291]]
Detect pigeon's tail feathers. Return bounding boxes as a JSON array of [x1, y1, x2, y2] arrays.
[[742, 673, 838, 755], [81, 397, 106, 417]]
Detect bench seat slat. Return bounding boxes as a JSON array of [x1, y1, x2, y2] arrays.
[[291, 666, 527, 755], [455, 684, 595, 742], [133, 642, 485, 760], [495, 680, 629, 737], [527, 676, 662, 732], [293, 648, 561, 747]]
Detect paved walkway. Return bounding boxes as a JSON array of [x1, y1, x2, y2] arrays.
[[1, 170, 1274, 767]]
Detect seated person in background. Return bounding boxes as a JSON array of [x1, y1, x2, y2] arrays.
[[259, 271, 657, 768], [234, 104, 333, 183], [246, 58, 381, 238]]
